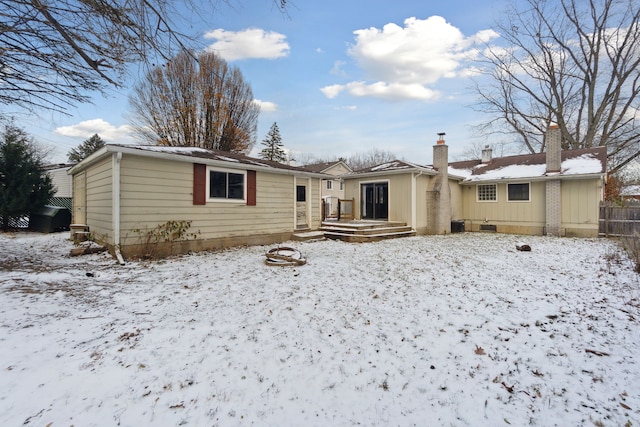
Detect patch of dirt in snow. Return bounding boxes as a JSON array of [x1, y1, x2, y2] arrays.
[[1, 231, 639, 426]]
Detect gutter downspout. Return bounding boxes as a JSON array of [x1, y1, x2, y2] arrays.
[[293, 176, 297, 229], [308, 177, 313, 229], [113, 152, 125, 265]]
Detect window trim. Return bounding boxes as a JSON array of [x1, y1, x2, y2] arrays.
[[206, 166, 247, 203], [476, 184, 497, 202], [326, 180, 333, 190], [507, 182, 531, 202]]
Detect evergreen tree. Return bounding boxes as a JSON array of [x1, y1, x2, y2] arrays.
[[68, 134, 106, 163], [259, 122, 286, 163], [0, 124, 55, 231]]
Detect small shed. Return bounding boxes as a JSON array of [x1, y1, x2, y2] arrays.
[[30, 205, 72, 233]]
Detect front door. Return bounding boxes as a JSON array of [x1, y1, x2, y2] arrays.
[[361, 182, 388, 220]]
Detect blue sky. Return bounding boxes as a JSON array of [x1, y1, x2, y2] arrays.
[[21, 0, 512, 165]]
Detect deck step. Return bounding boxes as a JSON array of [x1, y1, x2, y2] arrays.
[[320, 225, 413, 235], [292, 231, 326, 241], [324, 229, 416, 243], [318, 220, 417, 243]]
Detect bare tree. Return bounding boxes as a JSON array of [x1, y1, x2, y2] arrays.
[[129, 50, 260, 153], [473, 0, 640, 172], [347, 148, 397, 171], [0, 0, 286, 115]]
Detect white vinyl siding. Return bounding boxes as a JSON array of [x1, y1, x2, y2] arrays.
[[84, 157, 113, 240], [115, 155, 321, 247]]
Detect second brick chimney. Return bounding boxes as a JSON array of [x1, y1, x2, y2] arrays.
[[432, 133, 451, 234], [482, 145, 492, 163], [545, 125, 562, 236]]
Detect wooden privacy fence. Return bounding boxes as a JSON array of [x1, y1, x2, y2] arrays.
[[599, 202, 640, 237]]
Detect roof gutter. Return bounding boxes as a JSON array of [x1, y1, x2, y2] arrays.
[[346, 168, 437, 179], [70, 145, 328, 179], [463, 172, 606, 185]]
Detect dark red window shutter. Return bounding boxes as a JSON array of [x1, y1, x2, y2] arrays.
[[193, 163, 206, 205], [247, 170, 256, 206]]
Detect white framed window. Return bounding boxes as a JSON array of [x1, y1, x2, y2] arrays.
[[339, 181, 344, 191], [477, 184, 497, 201], [507, 182, 530, 202], [207, 167, 246, 202], [326, 180, 333, 190]]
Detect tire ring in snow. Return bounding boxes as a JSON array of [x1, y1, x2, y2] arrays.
[[265, 246, 307, 266]]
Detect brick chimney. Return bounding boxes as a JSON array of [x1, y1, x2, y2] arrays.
[[481, 145, 492, 163], [545, 125, 562, 236], [432, 133, 451, 234], [546, 125, 561, 173]]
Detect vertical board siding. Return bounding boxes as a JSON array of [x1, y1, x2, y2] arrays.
[[460, 182, 545, 226], [449, 178, 463, 220], [390, 175, 412, 224], [561, 180, 600, 225]]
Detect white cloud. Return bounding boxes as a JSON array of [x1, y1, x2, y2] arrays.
[[330, 60, 347, 77], [320, 84, 345, 99], [324, 16, 498, 101], [204, 28, 290, 61], [55, 119, 134, 142], [254, 99, 278, 112], [338, 81, 440, 101]]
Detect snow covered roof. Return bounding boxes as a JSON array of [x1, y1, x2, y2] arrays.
[[303, 160, 352, 174], [620, 185, 640, 196], [44, 163, 75, 171], [348, 160, 438, 177], [345, 147, 606, 182], [449, 147, 607, 183], [69, 144, 329, 178]]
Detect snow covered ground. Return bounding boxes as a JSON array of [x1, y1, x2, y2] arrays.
[[0, 231, 639, 426]]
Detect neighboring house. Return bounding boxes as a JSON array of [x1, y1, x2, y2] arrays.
[[342, 126, 607, 237], [303, 160, 352, 218], [68, 145, 326, 258], [620, 185, 640, 201], [45, 163, 74, 211]]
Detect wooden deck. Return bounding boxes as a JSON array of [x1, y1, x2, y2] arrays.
[[320, 220, 416, 242]]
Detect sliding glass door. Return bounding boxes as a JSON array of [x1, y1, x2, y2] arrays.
[[361, 182, 388, 220]]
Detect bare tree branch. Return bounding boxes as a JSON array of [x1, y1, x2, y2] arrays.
[[472, 0, 640, 172], [0, 0, 287, 115]]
